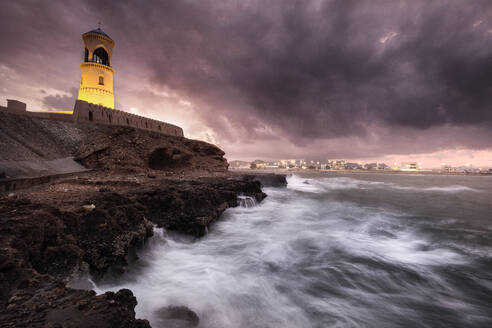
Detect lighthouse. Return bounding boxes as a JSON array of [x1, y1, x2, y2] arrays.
[[77, 27, 115, 109]]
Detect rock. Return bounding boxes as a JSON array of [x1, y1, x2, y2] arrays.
[[0, 174, 268, 325], [0, 172, 5, 179], [0, 192, 154, 303], [75, 126, 228, 174], [82, 204, 96, 211], [135, 176, 266, 237], [246, 173, 288, 188], [155, 305, 199, 328], [0, 281, 150, 328]]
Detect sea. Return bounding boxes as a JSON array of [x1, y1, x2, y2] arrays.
[[95, 173, 492, 328]]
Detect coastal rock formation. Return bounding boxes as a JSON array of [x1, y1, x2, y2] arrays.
[[0, 193, 153, 327], [0, 173, 276, 327], [246, 173, 288, 188], [155, 305, 200, 327], [0, 194, 153, 295], [76, 126, 228, 174], [1, 279, 150, 328], [135, 177, 266, 237]]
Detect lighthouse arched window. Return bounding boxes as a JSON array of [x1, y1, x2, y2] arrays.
[[99, 76, 104, 85], [92, 47, 110, 66]]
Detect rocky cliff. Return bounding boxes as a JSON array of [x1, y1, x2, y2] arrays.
[[75, 126, 228, 174]]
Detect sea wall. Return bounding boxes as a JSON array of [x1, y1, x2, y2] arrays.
[[0, 99, 184, 137]]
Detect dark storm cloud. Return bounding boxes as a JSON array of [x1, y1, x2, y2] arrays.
[[1, 0, 492, 159], [79, 0, 492, 139]]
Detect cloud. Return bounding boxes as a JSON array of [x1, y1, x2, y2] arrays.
[[1, 0, 492, 164], [41, 88, 78, 110]]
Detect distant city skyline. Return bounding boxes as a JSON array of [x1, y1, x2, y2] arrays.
[[230, 158, 491, 173], [230, 149, 492, 170], [1, 1, 492, 167]]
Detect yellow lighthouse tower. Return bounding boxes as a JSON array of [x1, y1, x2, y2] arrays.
[[77, 28, 115, 109]]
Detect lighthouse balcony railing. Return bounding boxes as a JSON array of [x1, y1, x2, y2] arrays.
[[83, 58, 111, 67], [80, 62, 114, 72]]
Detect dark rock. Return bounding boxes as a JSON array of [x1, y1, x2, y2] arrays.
[[0, 192, 153, 306], [155, 305, 200, 328], [75, 126, 228, 174], [247, 173, 288, 188], [135, 177, 266, 237], [0, 174, 269, 326], [0, 191, 154, 327], [0, 280, 150, 328]]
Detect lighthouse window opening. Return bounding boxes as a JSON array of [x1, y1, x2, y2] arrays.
[[92, 47, 109, 66], [84, 48, 89, 62], [99, 76, 104, 85]]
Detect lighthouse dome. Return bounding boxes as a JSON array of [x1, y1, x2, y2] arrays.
[[84, 27, 113, 41]]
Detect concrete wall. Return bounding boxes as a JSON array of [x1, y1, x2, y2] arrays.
[[1, 99, 184, 137], [0, 171, 92, 194]]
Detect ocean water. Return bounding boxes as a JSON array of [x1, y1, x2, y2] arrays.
[[95, 173, 492, 328]]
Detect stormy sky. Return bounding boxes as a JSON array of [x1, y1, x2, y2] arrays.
[[1, 0, 492, 167]]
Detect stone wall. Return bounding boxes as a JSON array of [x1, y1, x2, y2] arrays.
[[72, 100, 184, 137], [0, 99, 184, 137], [0, 103, 74, 122]]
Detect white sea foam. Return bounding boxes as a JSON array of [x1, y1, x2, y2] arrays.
[[287, 174, 481, 194], [237, 195, 257, 208], [286, 175, 325, 193], [94, 175, 490, 327]]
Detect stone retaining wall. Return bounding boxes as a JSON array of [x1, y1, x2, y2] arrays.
[[72, 100, 184, 137], [0, 99, 184, 137]]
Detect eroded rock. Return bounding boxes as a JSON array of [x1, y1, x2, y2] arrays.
[[75, 126, 228, 174], [154, 305, 200, 328]]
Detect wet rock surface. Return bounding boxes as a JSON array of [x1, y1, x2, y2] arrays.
[[154, 306, 200, 328], [246, 173, 288, 188], [136, 176, 266, 237], [0, 173, 275, 327], [0, 277, 150, 328], [0, 191, 154, 327]]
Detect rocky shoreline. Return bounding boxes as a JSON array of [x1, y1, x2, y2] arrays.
[[0, 172, 286, 327], [0, 117, 287, 327]]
